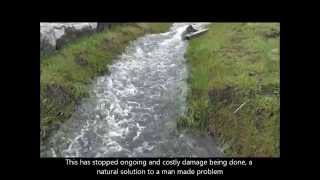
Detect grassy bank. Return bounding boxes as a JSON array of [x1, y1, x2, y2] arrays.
[[178, 23, 280, 157], [40, 23, 171, 138]]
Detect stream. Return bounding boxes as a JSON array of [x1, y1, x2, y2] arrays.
[[40, 23, 223, 157]]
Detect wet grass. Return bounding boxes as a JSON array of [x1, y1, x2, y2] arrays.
[[178, 23, 280, 157], [40, 23, 171, 138]]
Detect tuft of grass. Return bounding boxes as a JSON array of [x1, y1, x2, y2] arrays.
[[40, 23, 171, 139], [178, 23, 280, 157]]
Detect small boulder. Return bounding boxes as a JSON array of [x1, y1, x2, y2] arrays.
[[186, 25, 198, 33], [182, 25, 198, 40]]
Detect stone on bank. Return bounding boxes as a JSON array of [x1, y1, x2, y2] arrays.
[[40, 23, 112, 57]]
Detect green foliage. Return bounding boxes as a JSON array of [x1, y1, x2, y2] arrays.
[[179, 23, 280, 157]]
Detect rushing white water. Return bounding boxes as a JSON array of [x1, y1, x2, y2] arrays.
[[40, 23, 222, 157]]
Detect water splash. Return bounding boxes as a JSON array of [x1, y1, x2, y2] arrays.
[[41, 23, 222, 157]]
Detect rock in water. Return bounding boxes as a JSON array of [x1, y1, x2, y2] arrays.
[[182, 25, 199, 40], [184, 28, 208, 40], [186, 25, 198, 33]]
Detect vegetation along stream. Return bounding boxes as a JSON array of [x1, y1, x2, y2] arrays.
[[40, 23, 223, 157]]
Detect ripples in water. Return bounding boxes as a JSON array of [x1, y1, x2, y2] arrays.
[[41, 23, 222, 157]]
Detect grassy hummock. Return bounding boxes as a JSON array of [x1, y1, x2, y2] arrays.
[[178, 23, 280, 157], [40, 23, 171, 139]]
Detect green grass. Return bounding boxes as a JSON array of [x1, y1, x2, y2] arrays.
[[40, 23, 171, 138], [178, 23, 280, 157]]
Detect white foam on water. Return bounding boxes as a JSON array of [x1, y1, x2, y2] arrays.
[[51, 148, 57, 157], [42, 23, 223, 158], [159, 24, 188, 46], [133, 141, 154, 155]]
